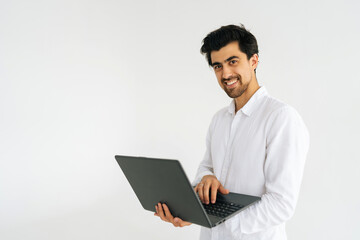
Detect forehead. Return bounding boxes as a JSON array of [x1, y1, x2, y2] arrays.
[[210, 41, 246, 63]]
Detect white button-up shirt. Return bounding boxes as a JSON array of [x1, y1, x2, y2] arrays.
[[192, 86, 309, 240]]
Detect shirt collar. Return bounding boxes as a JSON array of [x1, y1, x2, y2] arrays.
[[227, 86, 268, 116]]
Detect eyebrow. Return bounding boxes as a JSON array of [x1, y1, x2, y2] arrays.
[[211, 56, 239, 67]]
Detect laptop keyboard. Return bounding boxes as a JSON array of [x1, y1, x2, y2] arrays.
[[202, 201, 244, 218]]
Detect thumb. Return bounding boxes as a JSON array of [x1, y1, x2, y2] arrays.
[[219, 185, 229, 194]]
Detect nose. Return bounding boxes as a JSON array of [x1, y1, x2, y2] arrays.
[[221, 65, 234, 80]]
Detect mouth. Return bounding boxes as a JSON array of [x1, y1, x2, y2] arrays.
[[224, 79, 239, 88]]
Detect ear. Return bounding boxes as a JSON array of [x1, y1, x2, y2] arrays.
[[250, 54, 259, 71]]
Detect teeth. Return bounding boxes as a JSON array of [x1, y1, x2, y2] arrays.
[[226, 80, 237, 85]]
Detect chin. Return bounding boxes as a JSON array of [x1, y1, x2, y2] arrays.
[[226, 88, 246, 99]]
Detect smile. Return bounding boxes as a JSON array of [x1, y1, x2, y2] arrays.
[[224, 79, 239, 88], [225, 79, 238, 85]]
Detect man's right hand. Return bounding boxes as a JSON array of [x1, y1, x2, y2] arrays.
[[194, 175, 229, 204]]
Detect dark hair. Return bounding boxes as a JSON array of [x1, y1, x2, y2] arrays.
[[200, 24, 259, 66]]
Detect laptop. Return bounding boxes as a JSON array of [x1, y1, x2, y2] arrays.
[[115, 155, 261, 228]]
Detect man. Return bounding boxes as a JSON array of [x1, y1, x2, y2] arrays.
[[154, 24, 309, 240]]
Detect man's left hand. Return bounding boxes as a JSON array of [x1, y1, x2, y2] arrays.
[[154, 202, 192, 227]]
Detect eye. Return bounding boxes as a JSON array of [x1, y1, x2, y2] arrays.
[[213, 65, 222, 70], [230, 59, 238, 64]]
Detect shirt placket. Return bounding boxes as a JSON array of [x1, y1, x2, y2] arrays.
[[219, 112, 242, 184]]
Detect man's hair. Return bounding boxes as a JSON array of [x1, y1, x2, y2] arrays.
[[200, 24, 259, 66]]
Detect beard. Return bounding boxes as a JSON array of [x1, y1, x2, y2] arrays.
[[222, 74, 250, 99]]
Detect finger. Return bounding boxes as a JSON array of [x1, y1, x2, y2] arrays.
[[172, 217, 180, 227], [197, 183, 204, 203], [174, 217, 192, 227], [154, 205, 159, 216], [173, 217, 182, 227], [204, 181, 211, 204], [211, 182, 219, 204], [157, 203, 169, 222], [162, 204, 174, 222], [219, 185, 230, 194]]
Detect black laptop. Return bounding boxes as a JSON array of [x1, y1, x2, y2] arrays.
[[115, 155, 261, 228]]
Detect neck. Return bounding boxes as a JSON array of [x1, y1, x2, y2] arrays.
[[235, 76, 260, 113]]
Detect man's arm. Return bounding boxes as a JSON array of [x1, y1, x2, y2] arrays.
[[192, 122, 215, 186], [225, 106, 309, 236]]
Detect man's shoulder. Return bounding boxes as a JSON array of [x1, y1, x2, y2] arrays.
[[212, 105, 231, 119], [258, 92, 301, 117], [209, 96, 294, 119], [215, 105, 230, 116], [261, 94, 289, 115], [206, 105, 231, 129], [208, 93, 303, 125], [261, 94, 306, 130]]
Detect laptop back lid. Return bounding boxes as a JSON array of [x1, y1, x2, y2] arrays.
[[115, 155, 212, 228]]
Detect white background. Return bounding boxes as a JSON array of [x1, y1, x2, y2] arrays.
[[1, 0, 359, 239]]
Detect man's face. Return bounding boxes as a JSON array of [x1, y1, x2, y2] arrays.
[[210, 41, 258, 99]]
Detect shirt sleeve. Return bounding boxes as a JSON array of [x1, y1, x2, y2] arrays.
[[192, 117, 216, 186], [225, 106, 310, 236]]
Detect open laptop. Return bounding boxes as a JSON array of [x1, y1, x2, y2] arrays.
[[115, 155, 261, 228]]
